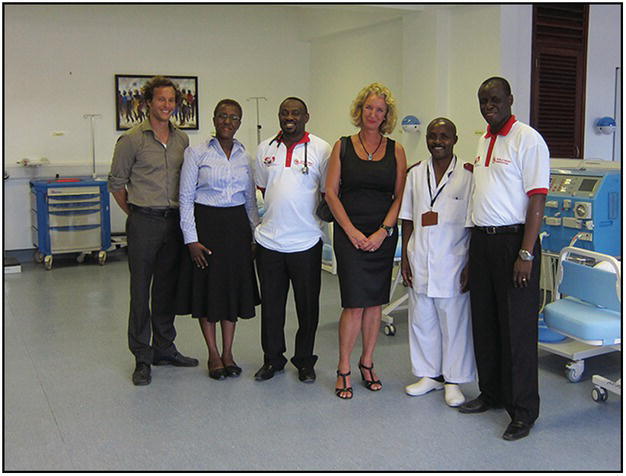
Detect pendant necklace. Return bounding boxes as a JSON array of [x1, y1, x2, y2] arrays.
[[358, 132, 383, 161]]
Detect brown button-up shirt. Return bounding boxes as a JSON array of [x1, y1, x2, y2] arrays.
[[108, 119, 189, 208]]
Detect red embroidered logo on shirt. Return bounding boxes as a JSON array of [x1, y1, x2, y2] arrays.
[[463, 162, 474, 173], [492, 157, 511, 165], [263, 156, 276, 166]]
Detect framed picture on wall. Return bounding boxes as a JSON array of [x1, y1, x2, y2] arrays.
[[115, 74, 199, 130]]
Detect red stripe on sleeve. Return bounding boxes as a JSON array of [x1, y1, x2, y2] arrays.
[[527, 188, 548, 196]]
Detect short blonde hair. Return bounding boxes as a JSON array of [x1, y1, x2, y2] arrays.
[[350, 82, 397, 135]]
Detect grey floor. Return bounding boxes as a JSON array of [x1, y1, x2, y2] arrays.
[[3, 249, 622, 471]]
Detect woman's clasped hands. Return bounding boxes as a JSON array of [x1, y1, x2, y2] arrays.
[[347, 227, 386, 253]]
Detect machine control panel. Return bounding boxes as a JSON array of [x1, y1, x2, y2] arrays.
[[541, 168, 620, 256]]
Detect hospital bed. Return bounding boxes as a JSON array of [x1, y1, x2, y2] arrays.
[[543, 246, 621, 402]]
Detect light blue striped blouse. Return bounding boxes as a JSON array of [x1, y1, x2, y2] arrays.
[[179, 137, 260, 244]]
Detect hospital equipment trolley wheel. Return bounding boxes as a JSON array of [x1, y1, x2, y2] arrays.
[[565, 360, 584, 383], [33, 251, 44, 263], [97, 250, 107, 265], [591, 386, 608, 403], [44, 255, 53, 271], [384, 324, 396, 336]]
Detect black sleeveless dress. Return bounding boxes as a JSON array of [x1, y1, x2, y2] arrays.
[[334, 136, 398, 308]]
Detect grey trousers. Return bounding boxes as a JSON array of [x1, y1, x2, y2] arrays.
[[126, 209, 182, 364]]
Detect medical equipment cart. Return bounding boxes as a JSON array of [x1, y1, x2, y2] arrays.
[[539, 166, 621, 381], [30, 177, 111, 270]]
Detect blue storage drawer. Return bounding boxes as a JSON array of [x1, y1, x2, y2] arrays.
[[30, 178, 111, 269]]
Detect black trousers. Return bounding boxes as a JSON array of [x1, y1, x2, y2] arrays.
[[256, 240, 322, 369], [126, 210, 183, 364], [468, 228, 541, 424]]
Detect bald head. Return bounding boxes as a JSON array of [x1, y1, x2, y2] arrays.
[[427, 117, 457, 136], [479, 76, 511, 96]]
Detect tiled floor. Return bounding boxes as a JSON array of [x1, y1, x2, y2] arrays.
[[3, 250, 622, 470]]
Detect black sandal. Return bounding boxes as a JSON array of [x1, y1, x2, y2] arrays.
[[335, 370, 353, 399], [358, 360, 382, 391]]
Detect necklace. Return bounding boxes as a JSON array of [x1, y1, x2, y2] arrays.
[[358, 132, 383, 161]]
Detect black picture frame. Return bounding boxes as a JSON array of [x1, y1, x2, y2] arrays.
[[115, 74, 199, 130]]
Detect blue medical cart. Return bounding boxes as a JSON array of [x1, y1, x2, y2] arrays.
[[30, 177, 111, 270]]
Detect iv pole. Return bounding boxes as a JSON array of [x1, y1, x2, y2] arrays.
[[246, 97, 267, 144], [83, 113, 102, 179]]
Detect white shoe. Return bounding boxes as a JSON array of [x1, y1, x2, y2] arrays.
[[444, 383, 466, 407], [405, 377, 444, 396]]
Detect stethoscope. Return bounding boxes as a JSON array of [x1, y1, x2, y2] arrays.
[[269, 133, 309, 174]]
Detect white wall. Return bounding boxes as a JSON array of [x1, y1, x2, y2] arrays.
[[500, 5, 533, 123], [4, 4, 311, 249], [308, 17, 404, 149], [3, 4, 620, 251], [4, 4, 311, 164], [448, 6, 503, 162], [584, 4, 621, 161], [400, 8, 451, 165]]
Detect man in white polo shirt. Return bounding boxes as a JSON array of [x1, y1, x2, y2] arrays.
[[254, 97, 331, 383], [459, 77, 549, 442]]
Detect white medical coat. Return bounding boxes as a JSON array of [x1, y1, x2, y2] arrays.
[[399, 156, 473, 298]]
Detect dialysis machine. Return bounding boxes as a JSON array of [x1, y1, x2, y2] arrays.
[[539, 166, 621, 382], [542, 168, 621, 256]]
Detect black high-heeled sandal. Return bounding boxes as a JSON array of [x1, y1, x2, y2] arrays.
[[335, 370, 353, 399], [358, 360, 382, 391]]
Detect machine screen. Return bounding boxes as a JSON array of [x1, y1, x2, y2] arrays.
[[578, 178, 597, 192]]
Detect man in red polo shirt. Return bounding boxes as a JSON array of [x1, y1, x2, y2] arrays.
[[459, 77, 549, 441]]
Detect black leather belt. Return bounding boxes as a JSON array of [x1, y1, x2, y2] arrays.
[[130, 204, 179, 218], [475, 224, 523, 235]]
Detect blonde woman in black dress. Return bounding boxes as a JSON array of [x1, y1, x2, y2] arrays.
[[325, 83, 407, 399]]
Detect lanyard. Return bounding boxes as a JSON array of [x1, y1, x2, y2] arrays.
[[426, 157, 456, 208]]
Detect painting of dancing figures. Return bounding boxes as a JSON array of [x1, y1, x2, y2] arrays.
[[115, 74, 198, 130]]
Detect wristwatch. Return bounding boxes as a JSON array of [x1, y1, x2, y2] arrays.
[[380, 224, 394, 237], [518, 249, 534, 261]]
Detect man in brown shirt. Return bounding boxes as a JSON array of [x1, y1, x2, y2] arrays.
[[109, 76, 198, 386]]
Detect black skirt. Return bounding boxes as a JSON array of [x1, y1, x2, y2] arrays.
[[334, 225, 398, 308], [176, 204, 260, 322]]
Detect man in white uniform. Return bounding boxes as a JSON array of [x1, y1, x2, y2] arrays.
[[254, 97, 331, 383], [399, 118, 476, 407], [459, 77, 549, 442]]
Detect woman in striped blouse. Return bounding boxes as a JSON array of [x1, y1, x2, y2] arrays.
[[177, 99, 260, 380]]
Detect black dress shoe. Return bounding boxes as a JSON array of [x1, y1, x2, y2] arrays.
[[132, 362, 151, 386], [502, 421, 533, 441], [298, 367, 316, 383], [458, 397, 500, 414], [153, 352, 199, 367], [224, 364, 242, 377], [254, 363, 283, 381]]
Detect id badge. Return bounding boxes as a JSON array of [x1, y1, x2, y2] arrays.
[[421, 211, 438, 227]]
